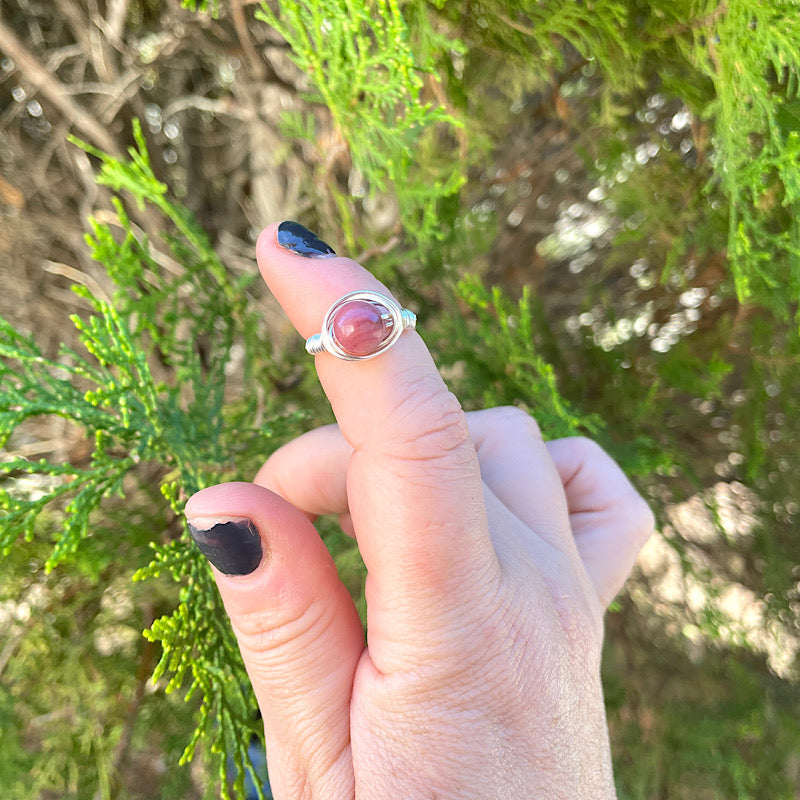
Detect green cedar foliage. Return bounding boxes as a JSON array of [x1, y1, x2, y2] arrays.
[[428, 0, 800, 322], [255, 0, 464, 247], [1, 122, 278, 797], [704, 1, 800, 317]]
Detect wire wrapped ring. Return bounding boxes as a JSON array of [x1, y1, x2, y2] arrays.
[[305, 290, 417, 361]]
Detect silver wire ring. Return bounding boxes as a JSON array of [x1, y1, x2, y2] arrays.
[[305, 290, 417, 361]]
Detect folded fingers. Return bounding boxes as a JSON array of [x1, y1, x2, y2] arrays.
[[257, 413, 653, 611]]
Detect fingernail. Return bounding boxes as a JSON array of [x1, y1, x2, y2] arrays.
[[276, 220, 336, 258], [187, 518, 264, 576]]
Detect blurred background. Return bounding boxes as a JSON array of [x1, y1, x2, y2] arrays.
[[0, 1, 798, 798]]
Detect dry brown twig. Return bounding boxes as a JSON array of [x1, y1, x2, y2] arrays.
[[0, 16, 121, 155]]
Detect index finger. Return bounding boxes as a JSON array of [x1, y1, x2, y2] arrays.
[[256, 222, 500, 666]]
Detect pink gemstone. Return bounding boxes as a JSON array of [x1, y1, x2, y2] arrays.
[[331, 300, 392, 357]]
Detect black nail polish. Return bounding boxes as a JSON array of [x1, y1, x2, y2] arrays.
[[277, 221, 336, 257], [188, 519, 263, 576]]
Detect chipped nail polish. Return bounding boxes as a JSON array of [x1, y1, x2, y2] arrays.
[[276, 220, 336, 258], [188, 519, 263, 576]]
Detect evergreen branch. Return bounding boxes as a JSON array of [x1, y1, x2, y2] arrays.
[[700, 0, 800, 320], [46, 457, 134, 571], [140, 560, 265, 798], [0, 474, 82, 548], [72, 124, 241, 332], [256, 0, 464, 242], [1, 124, 273, 795], [449, 276, 601, 438]]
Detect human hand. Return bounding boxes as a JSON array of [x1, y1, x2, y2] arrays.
[[185, 222, 654, 799]]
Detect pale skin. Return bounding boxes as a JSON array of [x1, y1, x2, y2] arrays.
[[185, 222, 655, 799]]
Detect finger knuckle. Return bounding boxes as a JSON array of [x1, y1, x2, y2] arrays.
[[491, 405, 543, 439], [231, 598, 327, 660], [571, 435, 607, 459], [385, 372, 472, 462], [551, 590, 604, 660]]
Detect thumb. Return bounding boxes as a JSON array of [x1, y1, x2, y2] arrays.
[[185, 482, 363, 797]]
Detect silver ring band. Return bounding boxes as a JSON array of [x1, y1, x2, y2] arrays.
[[305, 290, 416, 361]]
